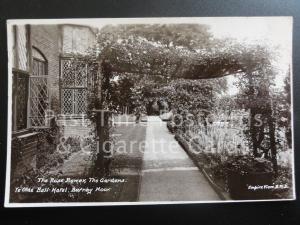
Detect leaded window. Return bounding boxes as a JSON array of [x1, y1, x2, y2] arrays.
[[29, 48, 49, 127], [60, 58, 88, 115]]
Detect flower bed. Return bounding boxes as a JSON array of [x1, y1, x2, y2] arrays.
[[225, 155, 274, 200], [175, 128, 292, 200]]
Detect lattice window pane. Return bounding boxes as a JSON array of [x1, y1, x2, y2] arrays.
[[75, 63, 87, 87], [62, 89, 73, 114], [29, 55, 49, 127], [62, 59, 75, 87], [29, 77, 49, 127], [74, 89, 87, 114], [61, 58, 88, 115]]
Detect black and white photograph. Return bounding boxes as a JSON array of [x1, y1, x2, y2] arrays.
[[5, 17, 295, 206]]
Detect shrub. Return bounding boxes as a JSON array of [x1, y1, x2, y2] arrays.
[[225, 155, 273, 175]]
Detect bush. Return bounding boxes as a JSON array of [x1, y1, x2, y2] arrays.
[[225, 155, 273, 175], [225, 155, 275, 200], [167, 121, 177, 133]]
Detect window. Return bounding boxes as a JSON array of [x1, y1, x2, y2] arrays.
[[29, 47, 49, 127], [32, 47, 47, 76], [60, 58, 88, 115]]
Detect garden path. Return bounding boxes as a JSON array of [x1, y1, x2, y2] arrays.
[[138, 116, 220, 201]]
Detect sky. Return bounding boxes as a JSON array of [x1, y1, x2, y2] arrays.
[[202, 17, 292, 95]]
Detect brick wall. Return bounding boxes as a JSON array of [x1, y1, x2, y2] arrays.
[[30, 24, 97, 114], [62, 25, 96, 55], [31, 25, 61, 114]]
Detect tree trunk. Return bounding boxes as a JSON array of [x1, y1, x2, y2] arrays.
[[268, 113, 278, 176], [250, 108, 259, 157], [93, 59, 113, 176]]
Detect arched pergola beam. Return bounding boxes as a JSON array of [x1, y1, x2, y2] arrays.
[[107, 58, 246, 79]]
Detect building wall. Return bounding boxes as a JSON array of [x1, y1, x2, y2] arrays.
[[11, 24, 98, 182], [31, 25, 61, 114], [62, 25, 96, 55], [60, 25, 97, 115], [30, 24, 97, 115]]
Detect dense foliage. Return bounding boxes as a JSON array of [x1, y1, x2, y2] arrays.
[[88, 23, 291, 181]]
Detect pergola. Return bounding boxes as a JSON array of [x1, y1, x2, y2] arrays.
[[91, 24, 278, 174]]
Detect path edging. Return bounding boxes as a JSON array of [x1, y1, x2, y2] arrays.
[[175, 134, 231, 201]]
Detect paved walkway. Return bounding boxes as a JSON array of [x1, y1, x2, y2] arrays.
[[138, 116, 219, 201], [60, 151, 92, 177]]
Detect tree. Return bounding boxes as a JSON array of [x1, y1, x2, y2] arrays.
[[232, 44, 279, 174], [273, 69, 292, 149]]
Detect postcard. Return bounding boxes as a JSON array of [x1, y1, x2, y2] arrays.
[[5, 17, 295, 207]]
